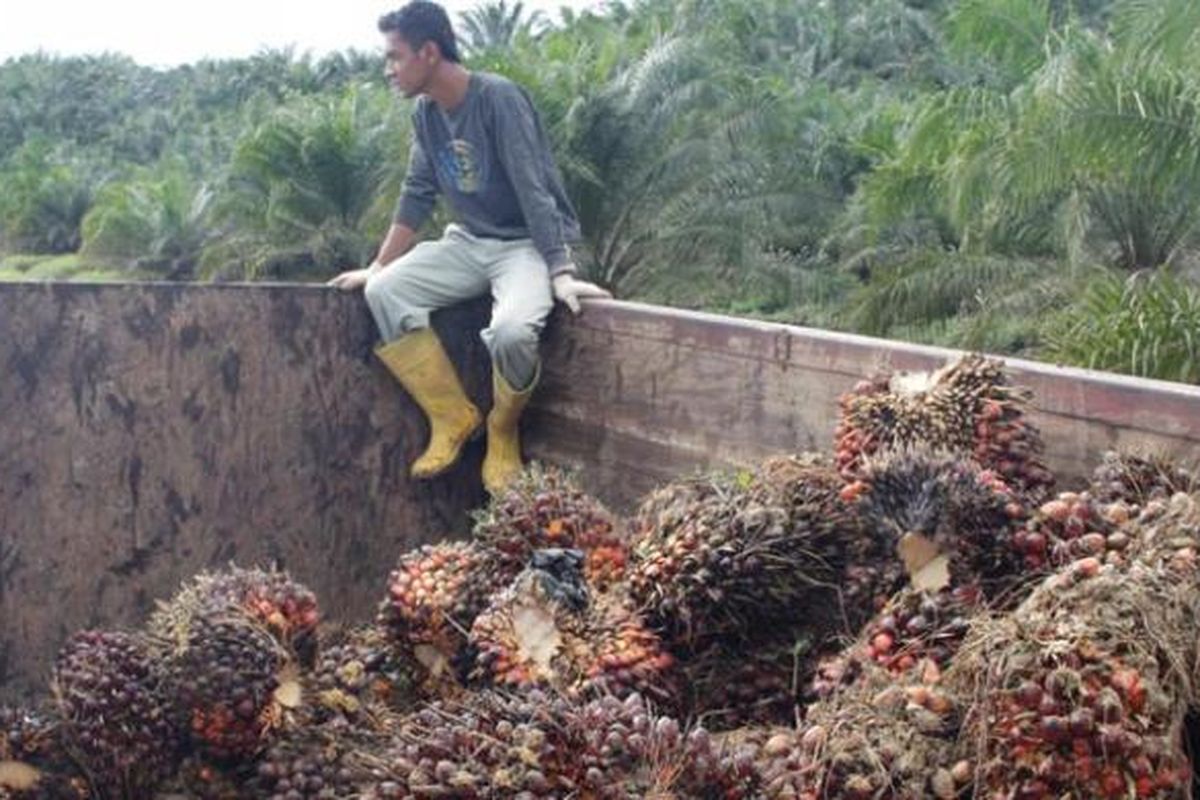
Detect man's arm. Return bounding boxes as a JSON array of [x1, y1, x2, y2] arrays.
[[491, 84, 612, 312], [328, 130, 437, 290], [327, 223, 418, 290], [374, 223, 419, 269], [491, 84, 574, 274], [392, 133, 439, 234]]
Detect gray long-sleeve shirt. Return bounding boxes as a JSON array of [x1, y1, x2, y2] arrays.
[[393, 71, 582, 274]]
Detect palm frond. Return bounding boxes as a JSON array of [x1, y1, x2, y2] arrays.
[[1043, 270, 1200, 383], [846, 251, 1048, 336]]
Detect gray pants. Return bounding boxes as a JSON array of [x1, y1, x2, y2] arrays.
[[364, 224, 553, 390]]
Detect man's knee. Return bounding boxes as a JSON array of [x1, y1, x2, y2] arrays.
[[365, 270, 428, 338], [364, 268, 401, 305], [484, 319, 539, 358], [363, 270, 389, 310]]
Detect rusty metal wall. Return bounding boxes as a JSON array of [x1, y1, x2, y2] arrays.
[[0, 283, 493, 701], [3, 284, 1199, 701]]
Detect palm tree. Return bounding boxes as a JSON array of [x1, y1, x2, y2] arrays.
[[81, 167, 214, 278], [0, 140, 94, 254], [201, 88, 406, 280], [459, 0, 547, 55]]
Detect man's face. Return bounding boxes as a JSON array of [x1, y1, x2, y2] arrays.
[[384, 32, 434, 98]]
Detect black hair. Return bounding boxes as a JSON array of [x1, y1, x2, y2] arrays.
[[378, 2, 461, 64]]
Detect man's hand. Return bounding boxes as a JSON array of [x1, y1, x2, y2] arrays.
[[327, 265, 376, 291], [552, 273, 612, 314]]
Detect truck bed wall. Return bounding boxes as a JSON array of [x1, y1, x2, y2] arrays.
[[2, 284, 1197, 701]]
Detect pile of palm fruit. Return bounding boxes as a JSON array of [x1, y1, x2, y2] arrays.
[[3, 353, 1199, 800]]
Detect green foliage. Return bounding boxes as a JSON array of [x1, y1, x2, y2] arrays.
[[0, 140, 95, 253], [81, 166, 214, 278], [200, 88, 407, 280], [844, 250, 1050, 336], [1044, 270, 1200, 382], [0, 253, 134, 282], [459, 0, 547, 55], [6, 0, 1200, 384]]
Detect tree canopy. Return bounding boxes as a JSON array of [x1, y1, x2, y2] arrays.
[[2, 0, 1198, 383]]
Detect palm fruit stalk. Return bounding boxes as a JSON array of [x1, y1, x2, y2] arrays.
[[472, 464, 630, 587], [378, 540, 510, 693], [361, 690, 746, 799], [1090, 450, 1197, 507], [147, 565, 320, 664], [834, 355, 1054, 499], [1126, 491, 1200, 573], [0, 706, 87, 800], [628, 454, 881, 652], [163, 612, 301, 762], [470, 550, 675, 702], [851, 447, 1029, 598], [51, 630, 179, 798]]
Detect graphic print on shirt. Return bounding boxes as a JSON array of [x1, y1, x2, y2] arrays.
[[435, 139, 484, 194]]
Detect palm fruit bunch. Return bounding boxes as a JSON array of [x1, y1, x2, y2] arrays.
[[588, 706, 758, 798], [762, 453, 904, 629], [1124, 492, 1200, 575], [834, 355, 1055, 499], [307, 625, 416, 723], [953, 558, 1194, 800], [378, 540, 509, 691], [473, 464, 630, 587], [574, 593, 676, 703], [771, 658, 965, 800], [0, 706, 87, 800], [470, 549, 675, 701], [51, 630, 179, 797], [809, 584, 980, 700], [148, 565, 320, 663], [1021, 490, 1128, 570], [367, 690, 746, 798], [163, 612, 301, 761], [468, 566, 582, 690], [248, 728, 369, 799], [1090, 450, 1197, 507], [158, 756, 247, 800], [365, 689, 577, 797], [716, 727, 810, 799], [678, 638, 808, 729], [628, 453, 872, 651], [852, 447, 1028, 597]]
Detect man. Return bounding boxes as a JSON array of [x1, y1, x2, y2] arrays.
[[329, 1, 610, 494]]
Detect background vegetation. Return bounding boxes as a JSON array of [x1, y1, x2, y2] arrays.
[[2, 0, 1198, 383]]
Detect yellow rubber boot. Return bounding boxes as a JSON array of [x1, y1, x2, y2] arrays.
[[482, 365, 538, 494], [376, 329, 483, 479]]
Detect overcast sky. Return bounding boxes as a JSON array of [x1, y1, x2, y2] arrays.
[[0, 0, 599, 68]]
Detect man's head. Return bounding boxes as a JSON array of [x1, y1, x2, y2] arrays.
[[379, 2, 460, 98]]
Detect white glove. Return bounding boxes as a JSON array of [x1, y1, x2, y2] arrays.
[[551, 272, 612, 314]]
